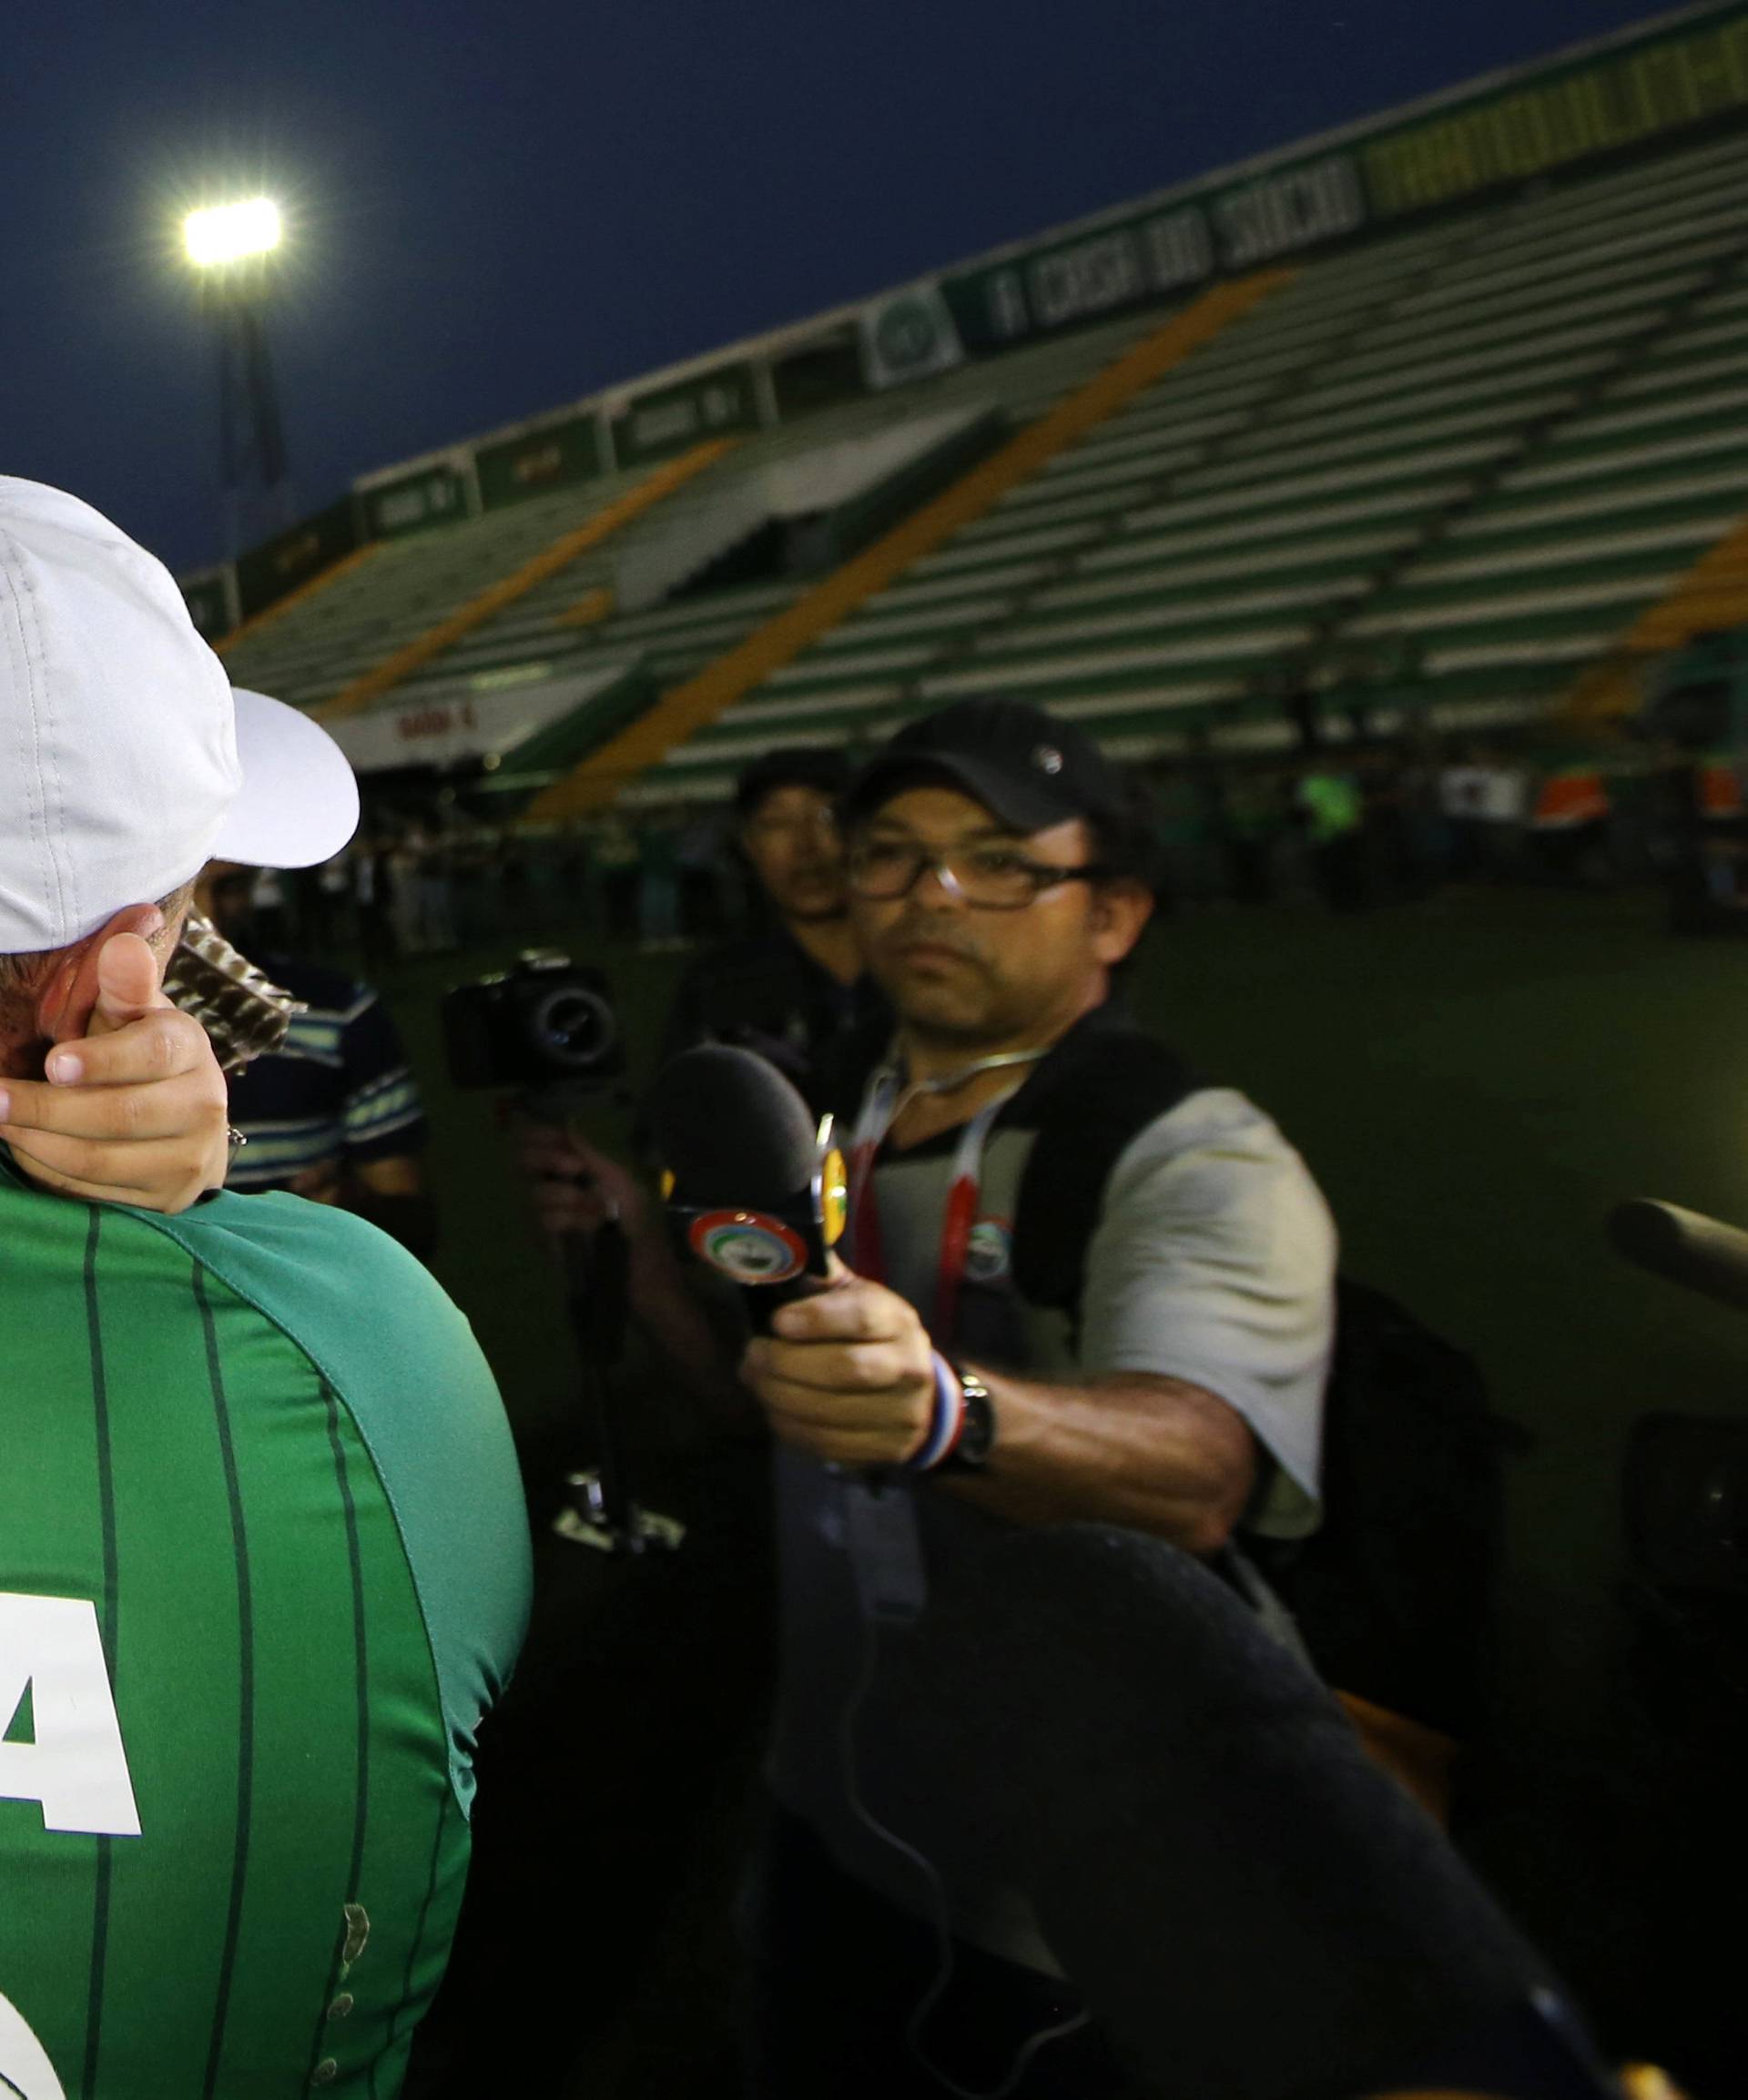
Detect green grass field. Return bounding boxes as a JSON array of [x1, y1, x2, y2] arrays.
[[381, 880, 1748, 1753]]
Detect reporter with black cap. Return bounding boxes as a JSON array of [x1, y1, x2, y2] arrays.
[[734, 698, 1339, 2096]]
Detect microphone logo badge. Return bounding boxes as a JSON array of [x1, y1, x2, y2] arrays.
[[688, 1209, 810, 1284]]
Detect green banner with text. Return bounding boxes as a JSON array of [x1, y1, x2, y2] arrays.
[[613, 363, 759, 464], [942, 4, 1748, 354], [476, 412, 604, 510], [235, 495, 361, 618], [1363, 5, 1748, 218], [366, 463, 469, 538]]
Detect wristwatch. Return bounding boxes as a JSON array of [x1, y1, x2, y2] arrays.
[[940, 1364, 996, 1472]]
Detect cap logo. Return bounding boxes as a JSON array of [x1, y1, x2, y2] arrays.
[[1033, 744, 1063, 775]]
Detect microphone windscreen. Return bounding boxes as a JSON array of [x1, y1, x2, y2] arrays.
[[879, 1525, 1550, 2100], [648, 1043, 820, 1208], [1609, 1196, 1748, 1312]]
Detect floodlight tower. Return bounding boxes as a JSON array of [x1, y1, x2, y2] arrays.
[[185, 198, 290, 555]]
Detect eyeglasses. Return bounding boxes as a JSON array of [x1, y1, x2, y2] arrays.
[[845, 838, 1111, 910]]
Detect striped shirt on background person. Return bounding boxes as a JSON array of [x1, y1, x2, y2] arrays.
[[223, 958, 427, 1193]]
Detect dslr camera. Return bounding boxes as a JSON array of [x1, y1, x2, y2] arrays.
[[442, 951, 624, 1093]]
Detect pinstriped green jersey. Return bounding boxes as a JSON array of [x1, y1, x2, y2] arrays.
[[0, 1155, 530, 2099]]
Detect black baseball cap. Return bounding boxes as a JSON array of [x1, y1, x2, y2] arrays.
[[733, 746, 853, 820], [844, 699, 1129, 836]]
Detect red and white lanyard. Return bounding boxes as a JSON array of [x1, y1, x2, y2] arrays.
[[846, 1050, 1042, 1348]]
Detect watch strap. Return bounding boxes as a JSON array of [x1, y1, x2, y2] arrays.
[[938, 1363, 995, 1472]]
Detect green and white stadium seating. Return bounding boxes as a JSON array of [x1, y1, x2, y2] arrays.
[[192, 14, 1748, 812], [641, 128, 1748, 802]]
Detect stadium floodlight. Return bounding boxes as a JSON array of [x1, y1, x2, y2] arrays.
[[181, 195, 290, 553], [184, 198, 282, 269]]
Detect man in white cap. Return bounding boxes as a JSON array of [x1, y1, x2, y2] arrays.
[[0, 479, 530, 2100]]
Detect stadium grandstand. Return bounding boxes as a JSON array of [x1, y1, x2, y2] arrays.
[[183, 0, 1748, 817]]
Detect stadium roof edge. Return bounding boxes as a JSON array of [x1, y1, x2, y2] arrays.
[[920, 0, 1742, 281], [350, 0, 1743, 495]]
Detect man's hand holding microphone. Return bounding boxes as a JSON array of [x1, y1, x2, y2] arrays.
[[519, 1094, 951, 1466], [742, 1257, 940, 1469]]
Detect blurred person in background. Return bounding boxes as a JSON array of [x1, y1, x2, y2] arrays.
[[556, 817, 597, 938], [1476, 745, 1530, 881], [1147, 766, 1209, 914], [1528, 752, 1614, 888], [678, 799, 731, 941], [1357, 746, 1427, 905], [199, 860, 437, 1257], [354, 823, 398, 969], [637, 804, 685, 949], [1225, 764, 1284, 904], [418, 824, 459, 953], [1397, 731, 1453, 894], [389, 825, 426, 954], [248, 862, 291, 948], [596, 807, 642, 940], [656, 746, 888, 1106], [523, 823, 569, 935], [514, 747, 887, 1275], [1438, 742, 1488, 879], [304, 845, 354, 949], [1692, 746, 1748, 918], [1296, 759, 1370, 910], [449, 823, 498, 949], [493, 821, 532, 939]]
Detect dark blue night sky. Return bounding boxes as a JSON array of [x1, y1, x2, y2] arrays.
[[3, 1, 1687, 573]]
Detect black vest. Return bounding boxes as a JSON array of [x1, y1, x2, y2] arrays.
[[827, 1001, 1517, 1739]]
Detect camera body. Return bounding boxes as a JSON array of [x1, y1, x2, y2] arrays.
[[442, 951, 623, 1091]]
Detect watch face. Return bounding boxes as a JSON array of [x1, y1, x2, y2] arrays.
[[957, 1384, 996, 1466]]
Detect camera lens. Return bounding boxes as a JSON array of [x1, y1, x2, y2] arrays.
[[529, 985, 619, 1071]]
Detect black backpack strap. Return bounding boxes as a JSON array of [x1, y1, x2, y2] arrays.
[[1007, 1017, 1203, 1332], [814, 1005, 897, 1128]]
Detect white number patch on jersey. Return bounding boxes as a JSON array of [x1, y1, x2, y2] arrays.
[[0, 1987, 67, 2100], [0, 1594, 141, 1838]]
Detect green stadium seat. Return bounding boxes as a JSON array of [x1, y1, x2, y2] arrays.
[[239, 119, 1748, 796]]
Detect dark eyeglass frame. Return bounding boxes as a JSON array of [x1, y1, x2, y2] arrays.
[[845, 840, 1113, 910]]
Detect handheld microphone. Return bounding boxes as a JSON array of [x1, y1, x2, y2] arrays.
[[648, 1043, 849, 1329], [1609, 1196, 1748, 1313]]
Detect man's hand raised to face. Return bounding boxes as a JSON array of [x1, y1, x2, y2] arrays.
[[0, 918, 230, 1213], [740, 1257, 940, 1468]]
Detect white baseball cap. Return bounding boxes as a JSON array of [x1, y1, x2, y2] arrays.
[[0, 476, 360, 951]]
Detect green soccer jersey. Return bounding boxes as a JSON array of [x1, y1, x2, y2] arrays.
[[0, 1155, 531, 2099]]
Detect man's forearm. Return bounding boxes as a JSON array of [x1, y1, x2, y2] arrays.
[[940, 1368, 1257, 1556]]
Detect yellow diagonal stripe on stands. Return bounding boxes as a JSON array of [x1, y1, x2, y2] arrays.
[[313, 439, 735, 724], [1560, 513, 1748, 725], [213, 540, 384, 662], [530, 271, 1295, 817]]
